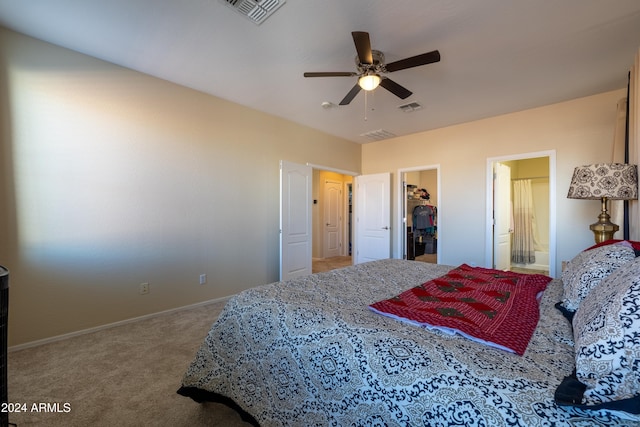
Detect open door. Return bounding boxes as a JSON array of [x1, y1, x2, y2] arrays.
[[354, 172, 391, 264], [280, 160, 312, 280], [493, 162, 512, 270]]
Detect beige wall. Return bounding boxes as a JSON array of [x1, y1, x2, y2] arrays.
[[362, 89, 626, 271], [0, 28, 361, 346]]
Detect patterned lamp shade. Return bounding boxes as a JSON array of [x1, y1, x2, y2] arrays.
[[567, 163, 638, 200]]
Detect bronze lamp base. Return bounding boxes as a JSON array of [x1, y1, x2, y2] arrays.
[[589, 197, 618, 243]]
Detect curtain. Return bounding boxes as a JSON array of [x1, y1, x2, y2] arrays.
[[610, 48, 639, 240], [630, 48, 640, 240], [610, 97, 628, 232], [511, 180, 536, 264]]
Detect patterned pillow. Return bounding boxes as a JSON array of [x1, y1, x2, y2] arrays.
[[585, 239, 640, 255], [572, 257, 640, 408], [560, 243, 635, 312]]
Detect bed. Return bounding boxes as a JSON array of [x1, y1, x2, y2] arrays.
[[178, 248, 640, 426]]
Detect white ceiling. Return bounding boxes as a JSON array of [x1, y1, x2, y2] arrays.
[[1, 0, 640, 143]]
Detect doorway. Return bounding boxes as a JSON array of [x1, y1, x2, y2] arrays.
[[313, 170, 353, 254], [397, 165, 440, 264], [486, 151, 557, 277], [312, 168, 355, 273], [281, 161, 392, 277]]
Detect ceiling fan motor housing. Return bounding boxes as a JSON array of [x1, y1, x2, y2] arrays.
[[356, 50, 386, 74]]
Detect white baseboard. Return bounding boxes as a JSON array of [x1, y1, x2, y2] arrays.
[[8, 295, 232, 352]]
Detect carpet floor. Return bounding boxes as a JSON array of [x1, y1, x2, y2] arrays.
[[7, 300, 253, 427]]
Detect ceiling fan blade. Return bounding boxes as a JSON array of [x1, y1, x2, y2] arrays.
[[379, 78, 412, 99], [352, 31, 373, 65], [385, 50, 441, 73], [339, 84, 362, 105], [304, 72, 356, 77]]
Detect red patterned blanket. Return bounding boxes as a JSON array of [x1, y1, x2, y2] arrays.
[[369, 264, 551, 355]]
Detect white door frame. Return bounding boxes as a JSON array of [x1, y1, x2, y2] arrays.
[[396, 164, 441, 261], [343, 181, 353, 256], [485, 150, 557, 277]]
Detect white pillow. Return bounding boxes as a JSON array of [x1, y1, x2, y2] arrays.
[[560, 244, 635, 312]]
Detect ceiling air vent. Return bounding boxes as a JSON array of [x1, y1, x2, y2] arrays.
[[398, 102, 423, 113], [360, 129, 397, 142], [220, 0, 286, 25]]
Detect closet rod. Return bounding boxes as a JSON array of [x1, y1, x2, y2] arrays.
[[511, 176, 549, 181]]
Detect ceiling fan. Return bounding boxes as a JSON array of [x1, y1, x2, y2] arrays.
[[304, 31, 440, 105]]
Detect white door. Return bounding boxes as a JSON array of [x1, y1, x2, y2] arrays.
[[280, 160, 312, 280], [323, 180, 342, 258], [354, 172, 391, 264], [493, 162, 511, 270]]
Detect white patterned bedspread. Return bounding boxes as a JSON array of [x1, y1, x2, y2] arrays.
[[179, 259, 640, 426]]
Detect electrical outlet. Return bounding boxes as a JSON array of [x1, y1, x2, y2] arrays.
[[139, 282, 149, 295], [199, 274, 207, 285]]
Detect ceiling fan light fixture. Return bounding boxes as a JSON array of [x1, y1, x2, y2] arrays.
[[358, 73, 381, 91], [303, 31, 440, 105]]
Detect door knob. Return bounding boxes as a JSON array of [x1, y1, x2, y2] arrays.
[[382, 226, 389, 230]]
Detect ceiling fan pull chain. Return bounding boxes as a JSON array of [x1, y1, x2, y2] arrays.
[[364, 90, 368, 121], [364, 88, 376, 121], [371, 89, 375, 113]]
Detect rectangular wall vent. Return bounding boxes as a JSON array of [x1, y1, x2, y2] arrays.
[[398, 102, 423, 113], [220, 0, 286, 25], [360, 129, 397, 142]]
